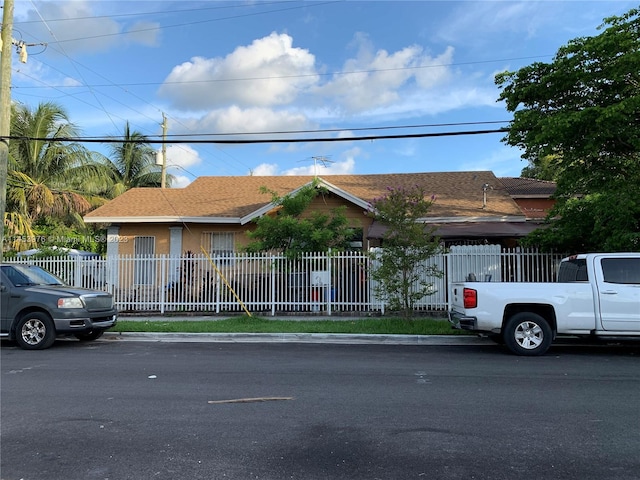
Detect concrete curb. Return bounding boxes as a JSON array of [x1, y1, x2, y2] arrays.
[[103, 332, 490, 346]]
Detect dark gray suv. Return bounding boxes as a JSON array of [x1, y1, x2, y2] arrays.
[[0, 263, 117, 349]]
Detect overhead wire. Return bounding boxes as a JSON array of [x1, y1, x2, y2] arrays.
[[9, 0, 516, 309], [13, 0, 307, 24], [9, 0, 527, 176], [155, 120, 511, 139], [41, 1, 343, 46], [27, 0, 121, 133], [14, 55, 553, 91], [3, 127, 509, 144], [11, 21, 253, 176]]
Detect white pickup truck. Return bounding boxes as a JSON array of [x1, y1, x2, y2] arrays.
[[449, 253, 640, 355]]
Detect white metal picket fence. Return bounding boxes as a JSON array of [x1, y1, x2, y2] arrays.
[[6, 247, 566, 315]]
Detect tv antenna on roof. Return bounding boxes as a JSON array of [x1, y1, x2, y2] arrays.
[[300, 155, 333, 177]]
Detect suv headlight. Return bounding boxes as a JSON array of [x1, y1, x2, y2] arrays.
[[58, 297, 84, 309]]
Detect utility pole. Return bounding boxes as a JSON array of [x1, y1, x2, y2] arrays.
[[160, 112, 167, 188], [0, 0, 15, 261]]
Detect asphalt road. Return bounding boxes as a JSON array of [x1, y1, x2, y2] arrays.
[[2, 339, 639, 480]]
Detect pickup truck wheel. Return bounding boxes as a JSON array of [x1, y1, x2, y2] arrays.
[[503, 313, 552, 356], [74, 330, 104, 341], [15, 312, 56, 350]]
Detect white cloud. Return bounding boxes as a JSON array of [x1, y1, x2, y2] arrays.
[[159, 32, 318, 110], [170, 175, 192, 188], [166, 144, 201, 170], [314, 34, 455, 115], [15, 0, 160, 55], [281, 157, 355, 176], [173, 106, 312, 138], [436, 2, 541, 45], [159, 31, 495, 133], [251, 150, 358, 177], [251, 163, 279, 176], [338, 84, 499, 124]]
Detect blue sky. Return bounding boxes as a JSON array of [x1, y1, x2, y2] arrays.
[[8, 0, 638, 187]]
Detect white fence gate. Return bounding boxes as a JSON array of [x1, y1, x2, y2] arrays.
[[448, 245, 503, 282], [6, 247, 566, 315]]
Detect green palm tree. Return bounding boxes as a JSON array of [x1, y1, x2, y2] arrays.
[[6, 102, 108, 249], [103, 122, 172, 197]]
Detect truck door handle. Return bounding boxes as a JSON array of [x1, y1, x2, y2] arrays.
[[601, 290, 618, 295]]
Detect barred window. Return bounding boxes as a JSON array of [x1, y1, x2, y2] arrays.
[[134, 236, 155, 285], [202, 232, 235, 257]]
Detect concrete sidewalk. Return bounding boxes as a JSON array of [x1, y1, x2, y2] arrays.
[[117, 314, 395, 322], [103, 331, 489, 346]]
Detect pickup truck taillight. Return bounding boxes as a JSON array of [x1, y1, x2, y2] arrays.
[[463, 288, 477, 309]]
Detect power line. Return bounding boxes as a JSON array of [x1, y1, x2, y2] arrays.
[[13, 0, 303, 24], [10, 31, 253, 175], [27, 0, 120, 132], [39, 1, 342, 46], [155, 120, 510, 139], [13, 55, 553, 90], [3, 127, 509, 145], [7, 0, 526, 177]]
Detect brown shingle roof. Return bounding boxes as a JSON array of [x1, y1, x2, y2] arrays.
[[499, 177, 557, 197], [85, 171, 524, 222]]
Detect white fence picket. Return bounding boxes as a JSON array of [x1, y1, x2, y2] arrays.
[[6, 247, 566, 315]]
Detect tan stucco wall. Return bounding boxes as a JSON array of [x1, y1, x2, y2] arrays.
[[114, 224, 174, 255], [111, 193, 373, 255], [182, 224, 249, 253]]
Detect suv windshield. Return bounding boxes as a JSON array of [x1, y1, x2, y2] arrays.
[[1, 265, 65, 287]]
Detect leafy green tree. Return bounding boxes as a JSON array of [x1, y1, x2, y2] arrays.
[[245, 181, 355, 258], [496, 7, 640, 252], [101, 122, 171, 197], [520, 154, 563, 181], [6, 102, 107, 250], [367, 185, 442, 319], [525, 189, 639, 252]]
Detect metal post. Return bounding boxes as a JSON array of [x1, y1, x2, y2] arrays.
[[160, 113, 167, 188]]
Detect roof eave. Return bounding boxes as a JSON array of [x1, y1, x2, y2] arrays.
[[510, 194, 556, 199], [83, 216, 242, 224], [417, 216, 526, 223], [317, 178, 371, 210]]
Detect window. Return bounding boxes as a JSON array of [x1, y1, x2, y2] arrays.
[[202, 232, 235, 257], [601, 258, 640, 285], [557, 259, 588, 282], [134, 236, 155, 285], [347, 228, 364, 250]]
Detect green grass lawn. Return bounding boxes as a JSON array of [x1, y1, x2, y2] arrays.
[[113, 316, 471, 335]]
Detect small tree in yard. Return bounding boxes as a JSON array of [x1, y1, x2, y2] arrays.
[[368, 185, 443, 319], [245, 180, 355, 258]]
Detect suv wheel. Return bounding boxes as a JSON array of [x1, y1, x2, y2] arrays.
[[15, 312, 56, 350]]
